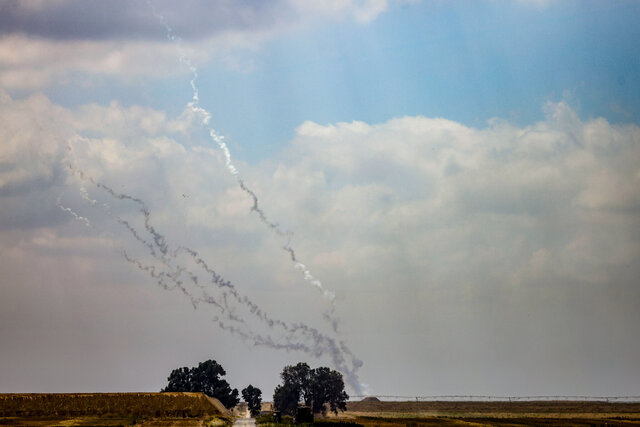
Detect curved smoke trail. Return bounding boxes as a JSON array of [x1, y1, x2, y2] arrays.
[[146, 1, 338, 309], [57, 198, 92, 229], [62, 145, 363, 392]]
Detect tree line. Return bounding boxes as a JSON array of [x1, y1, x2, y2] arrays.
[[161, 359, 348, 417]]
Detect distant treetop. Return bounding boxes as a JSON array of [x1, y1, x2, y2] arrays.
[[161, 359, 239, 409]]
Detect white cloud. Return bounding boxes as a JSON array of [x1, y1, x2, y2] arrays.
[[0, 34, 213, 90], [290, 0, 389, 23], [263, 105, 640, 294], [1, 93, 639, 395], [0, 91, 72, 194], [4, 93, 635, 299], [0, 0, 394, 90], [517, 0, 551, 7]]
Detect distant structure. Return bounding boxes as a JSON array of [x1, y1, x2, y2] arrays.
[[260, 401, 274, 415]]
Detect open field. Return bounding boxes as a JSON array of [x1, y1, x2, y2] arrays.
[[0, 392, 231, 426], [0, 415, 227, 426], [337, 416, 640, 426], [331, 400, 640, 426], [5, 395, 640, 426], [346, 399, 640, 414]]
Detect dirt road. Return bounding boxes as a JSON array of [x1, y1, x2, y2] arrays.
[[233, 406, 256, 427]]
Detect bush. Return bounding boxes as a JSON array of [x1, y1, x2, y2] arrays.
[[255, 413, 294, 425], [254, 415, 362, 427]]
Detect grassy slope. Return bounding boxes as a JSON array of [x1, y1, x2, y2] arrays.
[[0, 392, 232, 426]]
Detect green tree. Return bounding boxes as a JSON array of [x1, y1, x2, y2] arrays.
[[162, 359, 240, 409], [273, 382, 300, 416], [272, 362, 349, 416], [310, 367, 348, 415], [281, 362, 312, 405], [241, 384, 262, 417]]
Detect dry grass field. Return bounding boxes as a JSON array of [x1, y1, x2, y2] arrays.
[[331, 400, 640, 426], [5, 395, 640, 426], [0, 392, 231, 426]]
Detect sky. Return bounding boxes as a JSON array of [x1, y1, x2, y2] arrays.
[[1, 0, 639, 400]]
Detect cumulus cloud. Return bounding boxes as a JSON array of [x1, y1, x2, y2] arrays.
[[0, 91, 71, 196], [3, 91, 639, 303], [1, 92, 639, 394], [0, 0, 392, 89], [0, 33, 218, 89], [0, 0, 389, 41], [266, 103, 640, 292], [0, 0, 280, 41]]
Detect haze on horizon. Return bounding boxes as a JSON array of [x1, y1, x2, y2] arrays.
[[1, 0, 639, 399]]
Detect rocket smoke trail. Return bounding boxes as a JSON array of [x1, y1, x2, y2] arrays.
[[146, 1, 337, 307], [63, 150, 364, 392], [58, 2, 365, 391], [57, 198, 92, 229], [84, 179, 363, 392]]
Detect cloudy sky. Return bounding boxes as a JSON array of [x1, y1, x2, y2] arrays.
[[1, 0, 639, 399]]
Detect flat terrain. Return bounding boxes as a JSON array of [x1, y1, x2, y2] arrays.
[[5, 396, 640, 426], [336, 400, 640, 426]]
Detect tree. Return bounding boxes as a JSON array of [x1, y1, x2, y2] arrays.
[[162, 359, 240, 409], [273, 382, 299, 416], [272, 362, 349, 416], [241, 384, 262, 417], [281, 362, 312, 405], [309, 367, 348, 415]]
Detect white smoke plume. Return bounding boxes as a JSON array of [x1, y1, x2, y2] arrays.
[[57, 198, 92, 229], [63, 151, 364, 393], [54, 1, 366, 392], [146, 0, 338, 307]]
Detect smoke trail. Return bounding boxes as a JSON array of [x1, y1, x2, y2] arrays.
[[146, 1, 336, 307], [284, 245, 336, 303], [57, 198, 92, 228], [57, 3, 363, 391], [126, 201, 363, 390], [66, 161, 363, 392]]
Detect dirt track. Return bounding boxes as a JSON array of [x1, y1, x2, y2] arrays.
[[233, 406, 256, 427]]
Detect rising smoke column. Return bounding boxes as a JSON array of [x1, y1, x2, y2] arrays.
[[146, 1, 338, 309], [63, 147, 364, 392]]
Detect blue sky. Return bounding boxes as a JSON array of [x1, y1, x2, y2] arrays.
[[40, 0, 640, 162], [1, 0, 640, 398], [195, 0, 640, 162]]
